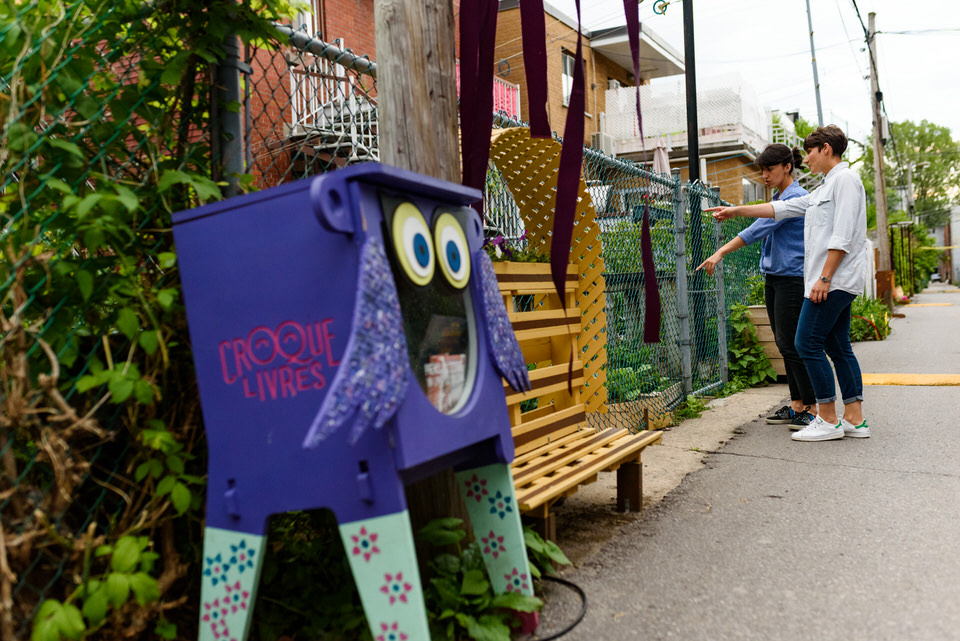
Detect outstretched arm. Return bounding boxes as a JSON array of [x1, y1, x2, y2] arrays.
[[705, 203, 776, 221], [696, 235, 746, 276]]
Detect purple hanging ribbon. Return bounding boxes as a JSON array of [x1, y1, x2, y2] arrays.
[[623, 0, 661, 343], [547, 0, 587, 392], [459, 0, 498, 217], [519, 0, 550, 138]]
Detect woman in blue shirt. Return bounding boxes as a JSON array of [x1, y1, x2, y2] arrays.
[[697, 144, 816, 429]]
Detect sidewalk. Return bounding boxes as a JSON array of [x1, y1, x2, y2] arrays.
[[531, 282, 960, 640]]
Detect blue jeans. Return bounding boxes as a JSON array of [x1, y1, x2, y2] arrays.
[[794, 290, 863, 405]]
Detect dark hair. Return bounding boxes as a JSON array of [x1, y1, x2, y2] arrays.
[[757, 144, 803, 172], [803, 125, 848, 157]]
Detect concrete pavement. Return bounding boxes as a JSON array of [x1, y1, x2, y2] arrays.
[[529, 282, 960, 640]]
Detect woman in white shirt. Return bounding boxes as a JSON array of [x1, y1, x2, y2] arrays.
[[707, 126, 870, 443]]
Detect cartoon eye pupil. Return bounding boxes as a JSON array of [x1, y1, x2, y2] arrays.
[[414, 235, 430, 267], [446, 242, 461, 271]]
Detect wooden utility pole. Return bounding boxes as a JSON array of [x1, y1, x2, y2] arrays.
[[869, 12, 893, 291], [373, 0, 468, 534], [374, 0, 460, 182]]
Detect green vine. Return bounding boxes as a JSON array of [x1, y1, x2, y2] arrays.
[[1, 1, 302, 639], [726, 304, 777, 388]]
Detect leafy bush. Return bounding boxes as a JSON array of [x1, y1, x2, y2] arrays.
[[850, 295, 892, 341], [419, 519, 542, 641], [604, 344, 673, 403], [2, 1, 301, 638], [726, 304, 777, 387], [672, 394, 710, 422], [746, 274, 766, 306]]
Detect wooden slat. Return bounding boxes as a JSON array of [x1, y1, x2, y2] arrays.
[[508, 309, 581, 343], [512, 428, 623, 485], [511, 428, 590, 467], [515, 430, 663, 511], [504, 362, 584, 405], [512, 404, 586, 453]]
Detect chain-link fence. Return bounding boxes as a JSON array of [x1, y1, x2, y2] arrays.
[[2, 5, 767, 634]]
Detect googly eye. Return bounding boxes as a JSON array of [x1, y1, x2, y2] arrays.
[[433, 212, 471, 290], [390, 202, 434, 286]]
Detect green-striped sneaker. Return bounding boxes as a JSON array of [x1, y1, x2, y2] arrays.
[[841, 418, 870, 438]]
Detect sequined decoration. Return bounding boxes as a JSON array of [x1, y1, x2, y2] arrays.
[[303, 236, 409, 447], [476, 250, 530, 392]]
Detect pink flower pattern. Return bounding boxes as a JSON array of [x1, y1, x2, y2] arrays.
[[481, 531, 506, 559], [377, 622, 409, 641], [464, 474, 488, 503], [380, 572, 413, 604], [350, 526, 381, 562], [504, 567, 529, 593]]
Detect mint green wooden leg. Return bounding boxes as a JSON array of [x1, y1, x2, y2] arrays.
[[339, 511, 430, 641], [199, 527, 265, 641], [457, 464, 534, 596]]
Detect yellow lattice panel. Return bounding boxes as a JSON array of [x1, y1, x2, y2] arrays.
[[489, 127, 609, 415]]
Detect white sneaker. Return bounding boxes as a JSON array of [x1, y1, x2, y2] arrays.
[[791, 415, 844, 442], [841, 418, 870, 438]]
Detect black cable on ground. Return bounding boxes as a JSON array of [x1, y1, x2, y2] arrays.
[[535, 575, 588, 640]]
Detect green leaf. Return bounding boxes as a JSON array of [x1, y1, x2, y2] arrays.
[[156, 476, 176, 496], [111, 537, 141, 574], [154, 619, 177, 640], [114, 184, 139, 213], [105, 573, 130, 607], [491, 591, 542, 612], [46, 177, 74, 195], [432, 553, 460, 576], [53, 603, 85, 640], [460, 569, 489, 596], [156, 289, 177, 310], [134, 379, 155, 405], [418, 518, 466, 547], [83, 228, 105, 253], [129, 572, 160, 605], [75, 374, 104, 393], [170, 482, 191, 514], [81, 586, 109, 625], [165, 455, 184, 475], [6, 122, 39, 152], [47, 138, 86, 161], [116, 307, 139, 340], [135, 462, 151, 482], [75, 193, 104, 220], [139, 330, 159, 355], [108, 375, 134, 404], [76, 270, 94, 301], [460, 613, 512, 641], [157, 252, 177, 269], [157, 169, 191, 193]]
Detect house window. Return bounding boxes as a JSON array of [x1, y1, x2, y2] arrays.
[[561, 51, 575, 107], [742, 178, 763, 204]]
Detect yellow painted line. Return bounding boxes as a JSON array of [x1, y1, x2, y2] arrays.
[[863, 373, 960, 386], [903, 303, 953, 307]]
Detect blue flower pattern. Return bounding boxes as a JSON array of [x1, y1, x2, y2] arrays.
[[488, 490, 514, 519]]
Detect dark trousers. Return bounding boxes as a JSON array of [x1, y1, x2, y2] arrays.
[[764, 274, 816, 406], [795, 290, 863, 405]]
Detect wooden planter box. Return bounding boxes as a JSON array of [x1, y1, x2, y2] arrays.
[[744, 305, 786, 377]]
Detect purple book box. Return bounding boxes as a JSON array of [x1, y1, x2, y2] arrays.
[[174, 164, 535, 641]]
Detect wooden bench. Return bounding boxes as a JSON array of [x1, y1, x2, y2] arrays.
[[494, 261, 663, 540]]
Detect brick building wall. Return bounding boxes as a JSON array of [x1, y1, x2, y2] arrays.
[[671, 155, 769, 206], [495, 6, 631, 144]]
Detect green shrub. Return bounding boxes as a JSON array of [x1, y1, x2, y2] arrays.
[[726, 304, 777, 387], [850, 295, 891, 341]]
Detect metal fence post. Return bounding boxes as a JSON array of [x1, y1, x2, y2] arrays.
[[713, 216, 729, 385], [213, 32, 247, 198], [674, 175, 693, 396]]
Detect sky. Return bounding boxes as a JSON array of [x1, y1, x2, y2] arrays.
[[547, 0, 960, 147]]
